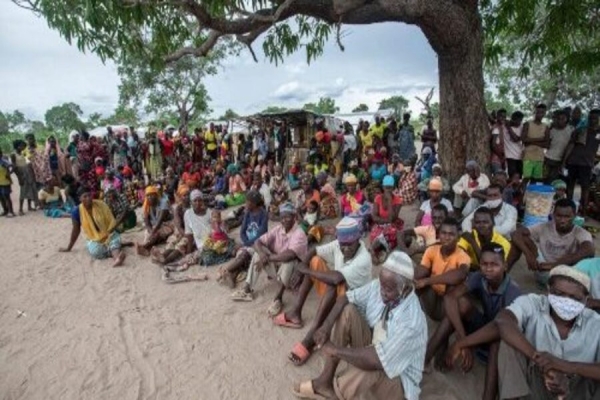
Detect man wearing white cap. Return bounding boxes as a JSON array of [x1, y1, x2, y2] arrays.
[[455, 265, 600, 398], [292, 251, 427, 400], [274, 217, 372, 367]]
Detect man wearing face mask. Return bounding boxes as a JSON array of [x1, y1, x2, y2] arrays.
[[494, 265, 600, 399], [292, 251, 426, 400], [462, 184, 518, 238]]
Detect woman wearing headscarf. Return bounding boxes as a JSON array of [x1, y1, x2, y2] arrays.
[[104, 185, 137, 232], [152, 185, 192, 265], [295, 176, 321, 214], [77, 131, 101, 196], [136, 185, 174, 256], [59, 187, 126, 268], [225, 163, 247, 207], [340, 173, 371, 233], [316, 171, 338, 220], [24, 133, 51, 189], [370, 175, 404, 261], [11, 139, 38, 214]]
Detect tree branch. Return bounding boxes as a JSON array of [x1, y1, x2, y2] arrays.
[[164, 29, 222, 63]]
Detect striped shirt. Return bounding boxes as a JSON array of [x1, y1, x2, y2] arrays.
[[347, 280, 427, 400]]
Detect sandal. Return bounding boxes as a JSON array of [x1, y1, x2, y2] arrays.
[[267, 300, 283, 317], [273, 312, 303, 329], [291, 380, 327, 399], [288, 342, 311, 366], [231, 289, 253, 302]]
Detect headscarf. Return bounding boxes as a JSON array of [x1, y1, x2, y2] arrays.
[[466, 160, 478, 169], [176, 184, 190, 203], [190, 189, 203, 201], [382, 175, 395, 187], [552, 179, 567, 190], [227, 163, 239, 175], [344, 174, 358, 185], [279, 202, 295, 215], [142, 185, 159, 216], [336, 217, 362, 244]]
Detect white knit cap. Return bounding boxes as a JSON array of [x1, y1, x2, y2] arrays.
[[382, 251, 414, 280], [550, 265, 591, 292]]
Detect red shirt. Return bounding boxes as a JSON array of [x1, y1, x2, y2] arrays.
[[161, 138, 174, 156]]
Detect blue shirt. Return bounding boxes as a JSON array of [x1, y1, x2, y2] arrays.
[[397, 125, 416, 162], [369, 164, 387, 182], [575, 258, 600, 299], [466, 272, 521, 322], [240, 207, 268, 247]]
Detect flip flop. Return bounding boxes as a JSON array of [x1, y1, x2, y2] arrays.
[[231, 289, 253, 302], [273, 312, 303, 329], [291, 380, 327, 399], [289, 342, 311, 366]]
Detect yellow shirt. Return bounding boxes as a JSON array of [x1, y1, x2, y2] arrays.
[[458, 229, 511, 269], [205, 131, 217, 151], [369, 123, 387, 139], [0, 164, 10, 186], [359, 131, 373, 148]]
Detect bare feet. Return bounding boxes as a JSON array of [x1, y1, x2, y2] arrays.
[[135, 243, 150, 257], [18, 210, 25, 216], [112, 252, 126, 268], [150, 248, 165, 265]]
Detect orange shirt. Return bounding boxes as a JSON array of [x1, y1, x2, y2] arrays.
[[420, 244, 470, 295]]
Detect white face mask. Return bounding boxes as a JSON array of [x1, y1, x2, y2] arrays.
[[548, 294, 586, 321], [484, 198, 503, 209]]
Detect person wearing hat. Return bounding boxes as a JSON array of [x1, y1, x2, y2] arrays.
[[452, 160, 491, 217], [292, 251, 427, 400], [59, 187, 127, 268], [340, 174, 366, 217], [231, 202, 308, 315], [370, 175, 403, 261], [275, 217, 372, 366], [485, 265, 600, 399], [343, 159, 368, 188], [415, 146, 436, 183], [417, 163, 450, 201], [511, 198, 594, 286], [136, 185, 174, 256], [415, 177, 454, 226]]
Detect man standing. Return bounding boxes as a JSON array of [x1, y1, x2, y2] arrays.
[[398, 113, 416, 164], [544, 109, 573, 183], [521, 103, 550, 184], [292, 251, 427, 400], [563, 109, 600, 214], [274, 217, 372, 366]]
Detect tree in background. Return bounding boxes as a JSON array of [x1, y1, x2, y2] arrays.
[[378, 96, 409, 119], [5, 110, 26, 130], [219, 109, 240, 120], [44, 102, 85, 132], [352, 104, 369, 113], [87, 112, 103, 128], [12, 0, 599, 178], [303, 97, 339, 114], [261, 106, 288, 114], [0, 112, 8, 135]]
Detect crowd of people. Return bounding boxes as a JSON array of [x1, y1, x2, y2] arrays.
[[0, 106, 599, 399]]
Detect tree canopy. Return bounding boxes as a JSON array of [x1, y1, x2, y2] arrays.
[[352, 104, 369, 113], [378, 96, 409, 119], [261, 106, 288, 114], [218, 109, 240, 120], [44, 102, 85, 132], [303, 97, 339, 115]]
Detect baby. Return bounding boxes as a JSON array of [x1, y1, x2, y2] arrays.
[[299, 200, 322, 243], [209, 210, 228, 242]]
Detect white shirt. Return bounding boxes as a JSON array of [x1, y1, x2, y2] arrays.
[[501, 124, 524, 160], [546, 125, 574, 161], [452, 173, 491, 197], [343, 134, 357, 152], [347, 282, 427, 400], [183, 209, 211, 250], [462, 202, 518, 238], [420, 198, 454, 214], [316, 240, 372, 290]]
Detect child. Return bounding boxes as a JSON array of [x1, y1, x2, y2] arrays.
[[0, 150, 16, 217], [434, 243, 521, 400], [200, 210, 234, 266], [299, 200, 323, 243]]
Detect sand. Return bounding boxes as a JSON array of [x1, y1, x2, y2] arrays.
[[0, 198, 596, 400]]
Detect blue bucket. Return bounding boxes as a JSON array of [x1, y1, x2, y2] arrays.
[[524, 184, 555, 220]]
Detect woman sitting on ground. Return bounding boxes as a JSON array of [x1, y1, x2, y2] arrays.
[[369, 174, 403, 261], [151, 185, 192, 265], [38, 177, 71, 218], [415, 177, 454, 226], [59, 187, 127, 267], [225, 163, 247, 207], [198, 209, 236, 266], [104, 186, 137, 232], [218, 191, 268, 288], [315, 171, 338, 220], [269, 165, 291, 220], [136, 185, 174, 256], [295, 176, 321, 215]]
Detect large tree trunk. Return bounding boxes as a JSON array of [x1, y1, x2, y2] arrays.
[[435, 9, 489, 182]]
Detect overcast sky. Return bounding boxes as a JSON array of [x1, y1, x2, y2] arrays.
[[0, 1, 439, 122]]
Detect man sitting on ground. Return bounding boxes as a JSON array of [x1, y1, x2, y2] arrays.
[[292, 251, 427, 400], [414, 218, 470, 321], [231, 202, 308, 316], [458, 207, 513, 270], [462, 184, 518, 238], [433, 244, 521, 400], [512, 199, 594, 286], [398, 203, 448, 265], [494, 266, 600, 399], [452, 160, 490, 217], [275, 217, 372, 367]]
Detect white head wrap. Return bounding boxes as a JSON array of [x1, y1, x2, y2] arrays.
[[190, 189, 203, 201], [382, 251, 414, 280], [550, 265, 591, 292]]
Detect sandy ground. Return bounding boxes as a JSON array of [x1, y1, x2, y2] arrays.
[[0, 193, 598, 400]]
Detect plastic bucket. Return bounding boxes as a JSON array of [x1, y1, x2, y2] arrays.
[[523, 184, 554, 227]]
